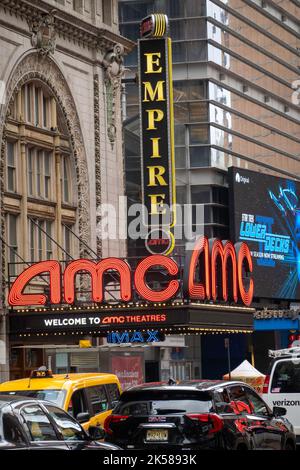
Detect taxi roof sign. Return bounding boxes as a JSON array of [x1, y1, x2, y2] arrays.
[[30, 367, 53, 379]]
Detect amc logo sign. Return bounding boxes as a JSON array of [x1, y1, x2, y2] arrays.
[[8, 237, 254, 308], [183, 238, 254, 307]]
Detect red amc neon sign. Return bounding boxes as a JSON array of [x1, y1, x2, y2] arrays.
[[8, 237, 254, 308]]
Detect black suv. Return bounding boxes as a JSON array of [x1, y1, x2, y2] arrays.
[[104, 381, 296, 450]]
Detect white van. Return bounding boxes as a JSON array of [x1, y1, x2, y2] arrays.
[[262, 347, 300, 445]]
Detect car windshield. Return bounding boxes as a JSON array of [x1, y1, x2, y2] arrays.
[[0, 390, 66, 408], [116, 390, 213, 415], [271, 361, 300, 393]]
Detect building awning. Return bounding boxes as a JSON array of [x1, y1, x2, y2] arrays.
[[9, 302, 254, 341]]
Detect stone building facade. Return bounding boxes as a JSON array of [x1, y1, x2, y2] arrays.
[[0, 0, 133, 381]]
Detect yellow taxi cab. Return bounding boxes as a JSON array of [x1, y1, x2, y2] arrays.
[[0, 367, 122, 431]]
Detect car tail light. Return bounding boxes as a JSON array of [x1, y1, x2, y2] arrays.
[[185, 413, 223, 434], [288, 333, 300, 348], [104, 414, 129, 435], [263, 375, 270, 394]]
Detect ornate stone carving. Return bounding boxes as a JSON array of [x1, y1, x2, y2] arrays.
[[0, 134, 6, 309], [1, 0, 134, 53], [94, 73, 102, 258], [28, 10, 57, 56], [0, 53, 91, 257], [102, 44, 125, 148]]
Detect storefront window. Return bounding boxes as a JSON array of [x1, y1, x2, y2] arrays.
[[55, 352, 69, 373]]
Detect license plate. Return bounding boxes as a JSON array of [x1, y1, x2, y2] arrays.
[[146, 429, 168, 442]]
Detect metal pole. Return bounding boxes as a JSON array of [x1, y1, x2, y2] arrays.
[[225, 337, 231, 380]]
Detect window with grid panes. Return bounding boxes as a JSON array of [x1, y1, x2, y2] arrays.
[[6, 141, 16, 192], [29, 219, 53, 262], [61, 155, 71, 204], [6, 213, 18, 276], [5, 79, 78, 272], [27, 148, 52, 199]]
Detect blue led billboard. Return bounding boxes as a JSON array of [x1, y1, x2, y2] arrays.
[[229, 167, 300, 300]]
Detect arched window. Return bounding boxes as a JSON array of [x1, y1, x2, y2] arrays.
[[4, 81, 78, 277], [22, 82, 52, 129]]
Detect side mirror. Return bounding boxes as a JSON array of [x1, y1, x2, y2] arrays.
[[111, 400, 119, 409], [273, 406, 287, 418], [76, 411, 90, 423], [89, 426, 105, 440]]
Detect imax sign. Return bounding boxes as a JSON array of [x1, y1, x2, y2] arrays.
[[107, 330, 164, 344]]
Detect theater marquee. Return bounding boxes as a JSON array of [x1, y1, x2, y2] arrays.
[[8, 236, 255, 338]]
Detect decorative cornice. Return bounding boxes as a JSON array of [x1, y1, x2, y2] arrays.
[[0, 0, 135, 54]]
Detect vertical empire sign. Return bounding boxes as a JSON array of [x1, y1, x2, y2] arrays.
[[138, 14, 176, 255]]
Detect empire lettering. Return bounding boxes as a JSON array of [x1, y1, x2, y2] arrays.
[[139, 37, 175, 226]]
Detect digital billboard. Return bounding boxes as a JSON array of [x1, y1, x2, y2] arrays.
[[229, 167, 300, 300]]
